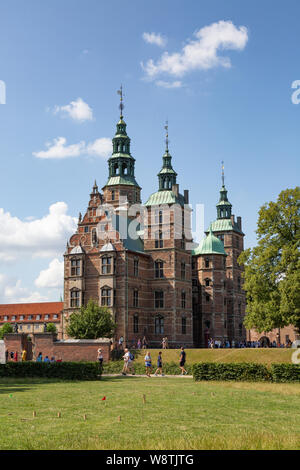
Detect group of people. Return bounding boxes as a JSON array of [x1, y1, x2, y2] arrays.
[[118, 336, 170, 351], [5, 349, 27, 362], [36, 352, 60, 363], [121, 347, 188, 377], [208, 338, 293, 349]]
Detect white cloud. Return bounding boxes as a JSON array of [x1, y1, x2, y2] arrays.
[[0, 275, 48, 303], [155, 80, 182, 89], [35, 258, 64, 289], [142, 20, 248, 79], [143, 32, 167, 48], [33, 137, 85, 159], [86, 138, 112, 157], [0, 202, 77, 260], [33, 136, 112, 160], [54, 97, 93, 122]]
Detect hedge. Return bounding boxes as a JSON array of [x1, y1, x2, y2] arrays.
[[192, 362, 270, 382], [270, 364, 300, 383], [0, 362, 102, 380]]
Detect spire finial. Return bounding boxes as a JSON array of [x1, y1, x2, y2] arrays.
[[117, 85, 124, 119], [164, 120, 169, 152], [221, 160, 225, 187]]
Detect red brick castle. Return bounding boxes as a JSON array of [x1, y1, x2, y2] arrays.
[[63, 95, 246, 347]]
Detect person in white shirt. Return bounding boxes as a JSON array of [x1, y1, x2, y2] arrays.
[[122, 348, 135, 375]]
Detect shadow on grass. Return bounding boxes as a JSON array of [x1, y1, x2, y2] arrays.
[[0, 386, 32, 395]]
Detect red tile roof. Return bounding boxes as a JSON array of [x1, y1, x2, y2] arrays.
[[0, 302, 63, 315]]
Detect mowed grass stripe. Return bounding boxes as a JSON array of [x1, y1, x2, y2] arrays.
[[0, 377, 299, 450]]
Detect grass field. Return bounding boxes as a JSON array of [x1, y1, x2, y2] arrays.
[[132, 348, 293, 365], [0, 376, 299, 450]]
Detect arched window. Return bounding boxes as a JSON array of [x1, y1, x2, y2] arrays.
[[155, 315, 164, 334], [70, 289, 80, 308], [205, 257, 210, 268], [101, 287, 112, 306]]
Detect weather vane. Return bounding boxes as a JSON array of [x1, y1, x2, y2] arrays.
[[221, 160, 225, 186], [117, 85, 124, 118], [164, 120, 169, 151]]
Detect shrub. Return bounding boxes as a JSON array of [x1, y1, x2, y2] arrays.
[[193, 362, 270, 382], [271, 363, 300, 382], [0, 362, 102, 380]]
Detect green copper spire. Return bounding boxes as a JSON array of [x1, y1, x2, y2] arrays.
[[192, 225, 227, 256], [105, 87, 140, 188], [216, 162, 232, 219], [157, 121, 177, 191]]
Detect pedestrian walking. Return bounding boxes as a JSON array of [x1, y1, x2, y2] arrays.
[[154, 352, 164, 376], [21, 349, 27, 362], [179, 347, 188, 375], [97, 348, 103, 366], [122, 348, 135, 375], [36, 352, 42, 362], [144, 351, 152, 377]]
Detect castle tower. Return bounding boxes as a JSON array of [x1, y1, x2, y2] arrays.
[[192, 227, 227, 347], [102, 86, 141, 210], [206, 165, 246, 343], [143, 123, 193, 347]]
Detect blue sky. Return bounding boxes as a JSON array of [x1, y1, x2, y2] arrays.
[[0, 0, 299, 303]]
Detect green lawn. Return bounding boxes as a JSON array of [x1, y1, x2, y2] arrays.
[[133, 348, 293, 366], [0, 376, 299, 450]]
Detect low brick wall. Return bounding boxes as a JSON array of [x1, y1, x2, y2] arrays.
[[4, 333, 111, 363]]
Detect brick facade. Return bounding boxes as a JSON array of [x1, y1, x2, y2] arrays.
[[4, 333, 110, 363]]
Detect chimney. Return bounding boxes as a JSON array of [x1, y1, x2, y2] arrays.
[[237, 216, 242, 230], [231, 214, 235, 225], [172, 184, 179, 197], [184, 189, 189, 204]]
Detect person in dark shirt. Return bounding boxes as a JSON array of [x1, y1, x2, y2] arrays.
[[179, 347, 188, 375], [154, 352, 164, 376]]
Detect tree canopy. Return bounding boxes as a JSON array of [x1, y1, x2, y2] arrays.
[[66, 299, 116, 339], [46, 323, 57, 334], [0, 323, 13, 339], [239, 187, 300, 332]]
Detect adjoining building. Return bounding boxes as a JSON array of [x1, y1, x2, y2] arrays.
[[0, 302, 63, 338]]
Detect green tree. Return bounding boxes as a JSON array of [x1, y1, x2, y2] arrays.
[[46, 323, 57, 334], [0, 323, 13, 339], [239, 187, 300, 332], [66, 299, 116, 339]]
